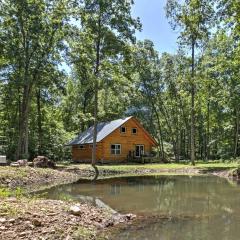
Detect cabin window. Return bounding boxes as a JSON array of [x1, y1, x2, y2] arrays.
[[111, 144, 121, 155], [78, 145, 85, 149], [132, 128, 137, 134], [120, 126, 126, 133]]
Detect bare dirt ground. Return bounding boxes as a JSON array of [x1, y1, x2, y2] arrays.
[[0, 166, 79, 191], [0, 197, 135, 240]]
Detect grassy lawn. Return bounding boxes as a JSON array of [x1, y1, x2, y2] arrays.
[[196, 162, 239, 169], [62, 161, 240, 172]]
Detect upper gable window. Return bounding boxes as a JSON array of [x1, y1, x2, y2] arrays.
[[120, 126, 126, 133], [132, 128, 137, 134]]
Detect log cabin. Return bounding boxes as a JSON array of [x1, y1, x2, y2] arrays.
[[67, 116, 157, 163]]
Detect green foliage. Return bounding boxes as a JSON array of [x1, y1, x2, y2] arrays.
[[0, 187, 24, 199], [0, 0, 240, 163], [166, 0, 215, 46]]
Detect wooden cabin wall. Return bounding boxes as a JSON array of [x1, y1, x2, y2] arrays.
[[72, 143, 103, 162], [101, 118, 154, 161]]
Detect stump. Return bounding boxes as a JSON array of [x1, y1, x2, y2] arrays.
[[33, 156, 55, 168]]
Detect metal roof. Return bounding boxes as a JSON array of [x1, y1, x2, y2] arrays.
[[67, 116, 133, 145]]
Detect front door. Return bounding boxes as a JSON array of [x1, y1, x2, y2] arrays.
[[135, 145, 144, 158]]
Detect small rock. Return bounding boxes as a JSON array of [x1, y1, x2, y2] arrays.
[[19, 231, 30, 237], [69, 205, 81, 216], [4, 231, 15, 235], [28, 224, 35, 229], [0, 226, 6, 231], [0, 218, 6, 223], [8, 218, 15, 223], [103, 219, 114, 227], [10, 162, 20, 167], [17, 159, 28, 167], [32, 219, 42, 227], [125, 213, 136, 220], [69, 217, 77, 224]]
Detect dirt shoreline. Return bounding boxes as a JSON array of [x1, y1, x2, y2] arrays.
[[60, 165, 201, 178], [0, 166, 137, 240], [0, 197, 135, 240], [0, 166, 80, 191]]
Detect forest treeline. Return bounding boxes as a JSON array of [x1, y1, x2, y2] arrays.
[[0, 0, 239, 162]]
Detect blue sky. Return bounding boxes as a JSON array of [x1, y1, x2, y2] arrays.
[[132, 0, 179, 54]]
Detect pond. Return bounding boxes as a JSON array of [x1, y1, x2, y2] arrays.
[[38, 175, 240, 240]]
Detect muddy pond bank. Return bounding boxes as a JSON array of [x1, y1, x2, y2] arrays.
[[0, 197, 135, 240]]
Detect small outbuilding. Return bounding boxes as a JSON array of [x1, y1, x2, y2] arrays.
[[67, 116, 157, 163]]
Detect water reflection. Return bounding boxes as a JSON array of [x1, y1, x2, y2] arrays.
[[38, 175, 240, 240]]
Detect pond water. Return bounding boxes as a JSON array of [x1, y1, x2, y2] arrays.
[[38, 175, 240, 240]]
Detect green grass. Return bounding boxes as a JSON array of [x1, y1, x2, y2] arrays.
[[64, 161, 239, 173], [98, 163, 190, 171], [0, 202, 22, 216], [0, 187, 25, 199], [73, 226, 107, 240], [197, 162, 239, 169], [64, 163, 190, 172]]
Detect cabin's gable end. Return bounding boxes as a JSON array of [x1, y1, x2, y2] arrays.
[[131, 117, 158, 146], [101, 117, 157, 161]]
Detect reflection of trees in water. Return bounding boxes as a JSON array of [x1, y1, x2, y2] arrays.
[[110, 184, 121, 195], [108, 176, 176, 196], [113, 176, 240, 240], [128, 176, 238, 218]]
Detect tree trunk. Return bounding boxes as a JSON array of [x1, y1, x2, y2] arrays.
[[92, 14, 101, 167], [36, 89, 43, 155], [153, 107, 165, 161], [206, 96, 210, 160], [190, 38, 196, 165], [92, 80, 99, 166], [234, 107, 239, 159], [16, 84, 31, 160], [176, 115, 181, 162]]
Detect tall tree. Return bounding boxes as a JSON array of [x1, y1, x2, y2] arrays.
[[76, 0, 140, 167], [132, 40, 165, 160], [0, 0, 69, 159], [218, 0, 240, 158], [166, 0, 215, 165]]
